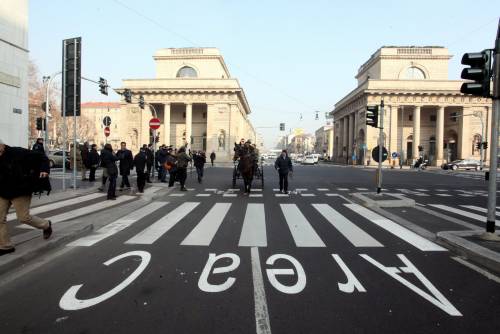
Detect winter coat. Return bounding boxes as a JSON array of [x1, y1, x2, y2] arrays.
[[70, 147, 83, 170], [275, 155, 293, 174], [193, 154, 206, 168], [210, 152, 216, 161], [32, 142, 45, 154], [88, 149, 100, 168], [165, 154, 177, 172], [157, 149, 168, 164], [100, 149, 118, 177], [0, 146, 50, 199], [134, 151, 147, 173], [116, 149, 133, 176], [81, 146, 90, 168], [146, 148, 154, 166], [176, 152, 191, 169]]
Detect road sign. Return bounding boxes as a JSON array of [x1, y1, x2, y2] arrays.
[[103, 116, 111, 127], [372, 146, 388, 163], [391, 152, 398, 158], [104, 126, 110, 137], [149, 118, 161, 130]]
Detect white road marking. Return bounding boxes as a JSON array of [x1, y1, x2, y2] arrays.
[[300, 194, 316, 197], [67, 202, 168, 247], [7, 193, 103, 222], [295, 188, 308, 192], [169, 193, 185, 197], [142, 187, 162, 196], [325, 193, 337, 196], [458, 194, 474, 197], [223, 193, 237, 197], [250, 194, 263, 198], [435, 189, 448, 192], [239, 204, 267, 247], [126, 202, 200, 244], [275, 194, 289, 197], [344, 204, 446, 251], [251, 189, 263, 192], [196, 194, 211, 197], [415, 189, 429, 192], [272, 188, 280, 192], [414, 193, 430, 197], [337, 188, 349, 191], [436, 194, 452, 197], [312, 204, 383, 247], [460, 205, 500, 217], [228, 188, 240, 191], [280, 204, 326, 247], [251, 247, 272, 334], [429, 204, 500, 226], [181, 203, 232, 246], [356, 188, 369, 191], [317, 188, 329, 191], [18, 195, 135, 229]]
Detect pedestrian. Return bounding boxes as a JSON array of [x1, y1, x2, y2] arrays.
[[116, 141, 133, 190], [134, 146, 147, 193], [100, 143, 118, 200], [145, 144, 154, 183], [210, 151, 216, 167], [88, 144, 100, 182], [81, 142, 90, 181], [157, 145, 168, 183], [166, 148, 178, 187], [193, 151, 206, 183], [0, 138, 53, 256], [274, 149, 293, 194], [32, 138, 45, 154], [98, 146, 108, 192], [176, 147, 191, 191]]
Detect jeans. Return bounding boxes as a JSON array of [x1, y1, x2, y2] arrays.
[[279, 172, 289, 192], [89, 167, 97, 181], [196, 166, 204, 181], [108, 175, 117, 199], [120, 175, 130, 188], [159, 165, 167, 182]]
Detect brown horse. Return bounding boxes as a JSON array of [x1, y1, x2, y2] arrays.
[[234, 145, 255, 194]]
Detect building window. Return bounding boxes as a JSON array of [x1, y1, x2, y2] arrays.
[[430, 115, 436, 122], [472, 134, 481, 154], [403, 66, 426, 80], [409, 115, 413, 121], [176, 66, 197, 78]]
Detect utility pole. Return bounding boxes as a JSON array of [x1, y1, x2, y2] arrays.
[[377, 100, 384, 194]]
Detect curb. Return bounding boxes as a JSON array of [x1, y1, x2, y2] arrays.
[[437, 230, 500, 276]]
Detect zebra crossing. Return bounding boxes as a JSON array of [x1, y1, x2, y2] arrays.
[[66, 199, 447, 251], [428, 169, 499, 181]]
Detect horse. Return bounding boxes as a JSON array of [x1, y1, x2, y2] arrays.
[[234, 144, 255, 194]]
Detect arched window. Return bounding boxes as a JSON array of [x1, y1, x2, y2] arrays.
[[402, 66, 426, 80], [176, 66, 197, 78]]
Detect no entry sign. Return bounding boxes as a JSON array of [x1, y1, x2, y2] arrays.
[[149, 118, 161, 130], [104, 126, 111, 137]]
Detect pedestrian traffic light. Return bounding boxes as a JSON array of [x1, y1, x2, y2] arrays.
[[476, 142, 481, 150], [99, 77, 108, 96], [280, 123, 285, 131], [36, 117, 45, 130], [123, 89, 132, 103], [366, 105, 378, 128], [139, 95, 145, 109], [460, 50, 492, 98], [61, 37, 81, 116], [483, 142, 488, 149]]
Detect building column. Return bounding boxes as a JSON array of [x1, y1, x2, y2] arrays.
[[164, 103, 171, 146], [185, 103, 192, 148], [389, 105, 398, 163], [141, 106, 152, 147], [435, 105, 445, 165], [412, 106, 421, 159], [342, 116, 348, 159], [348, 113, 354, 161], [328, 128, 334, 158]]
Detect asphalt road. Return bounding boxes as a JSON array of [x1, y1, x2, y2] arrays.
[[0, 164, 499, 333]]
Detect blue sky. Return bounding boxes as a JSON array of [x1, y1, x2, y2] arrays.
[[29, 0, 498, 147]]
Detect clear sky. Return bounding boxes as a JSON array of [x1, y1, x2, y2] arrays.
[[29, 0, 498, 148]]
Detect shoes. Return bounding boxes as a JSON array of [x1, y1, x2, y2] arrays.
[[180, 187, 188, 191], [43, 220, 53, 240], [0, 247, 15, 256]]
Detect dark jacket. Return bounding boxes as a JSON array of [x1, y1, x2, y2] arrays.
[[165, 153, 177, 172], [177, 152, 191, 169], [32, 142, 45, 154], [0, 146, 50, 199], [81, 146, 90, 168], [210, 152, 216, 161], [134, 151, 147, 173], [193, 154, 206, 168], [275, 155, 293, 174], [116, 149, 133, 176], [157, 149, 168, 164], [100, 149, 118, 177], [88, 149, 100, 168], [145, 148, 154, 166]]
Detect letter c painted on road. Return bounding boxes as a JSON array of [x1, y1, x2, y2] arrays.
[[59, 250, 151, 311], [266, 254, 306, 294]]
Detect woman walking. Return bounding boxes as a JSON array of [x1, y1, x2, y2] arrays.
[[100, 144, 118, 200]]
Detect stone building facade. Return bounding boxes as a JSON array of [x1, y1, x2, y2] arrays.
[[331, 46, 492, 166], [116, 47, 256, 160], [314, 123, 334, 158]]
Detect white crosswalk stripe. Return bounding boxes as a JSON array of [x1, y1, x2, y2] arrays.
[[459, 205, 500, 217], [239, 203, 267, 247], [280, 204, 326, 247], [181, 203, 232, 246], [429, 204, 500, 227], [68, 202, 168, 247], [126, 202, 200, 244]]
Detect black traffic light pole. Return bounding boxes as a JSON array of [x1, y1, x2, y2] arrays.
[[377, 100, 384, 194]]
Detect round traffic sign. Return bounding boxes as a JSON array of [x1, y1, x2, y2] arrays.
[[103, 116, 111, 127], [104, 126, 111, 137], [149, 118, 161, 130], [372, 146, 388, 163], [391, 152, 398, 158]]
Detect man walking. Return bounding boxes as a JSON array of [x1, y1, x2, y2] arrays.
[[166, 148, 178, 187], [176, 147, 191, 191], [134, 146, 147, 193], [100, 144, 118, 200], [193, 151, 206, 183], [32, 138, 45, 154], [157, 145, 168, 183], [0, 138, 53, 256], [274, 149, 293, 194], [88, 144, 100, 182], [116, 142, 133, 190], [145, 144, 154, 183], [80, 142, 90, 181], [210, 151, 216, 167]]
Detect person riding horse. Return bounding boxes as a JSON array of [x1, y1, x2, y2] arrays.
[[233, 139, 259, 193], [233, 139, 258, 171]]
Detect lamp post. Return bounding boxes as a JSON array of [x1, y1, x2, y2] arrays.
[[43, 72, 62, 154]]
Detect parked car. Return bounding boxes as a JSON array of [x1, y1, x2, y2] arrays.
[[310, 153, 320, 164], [48, 150, 71, 169], [442, 159, 480, 171], [295, 155, 304, 163], [302, 155, 316, 165]]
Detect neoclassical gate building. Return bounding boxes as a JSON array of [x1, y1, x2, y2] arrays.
[[116, 47, 255, 161], [331, 46, 492, 166]]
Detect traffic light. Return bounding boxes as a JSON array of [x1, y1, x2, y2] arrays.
[[483, 142, 488, 149], [366, 105, 379, 128], [61, 37, 81, 116], [123, 89, 132, 103], [280, 123, 285, 131], [476, 142, 481, 150], [460, 50, 492, 97], [36, 117, 44, 130], [139, 95, 145, 109], [99, 77, 108, 96], [155, 132, 160, 143]]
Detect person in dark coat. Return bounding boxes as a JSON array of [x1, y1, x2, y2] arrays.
[[87, 144, 100, 182], [210, 151, 216, 167], [134, 147, 147, 193], [0, 139, 53, 255], [274, 149, 293, 194], [157, 146, 169, 183], [145, 144, 154, 183], [100, 144, 118, 200], [166, 148, 177, 187], [32, 138, 45, 155], [176, 147, 191, 191], [80, 142, 90, 181], [116, 141, 133, 190], [193, 151, 206, 183]]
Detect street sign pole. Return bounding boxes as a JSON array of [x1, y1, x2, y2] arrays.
[[377, 100, 384, 194], [61, 42, 67, 191], [485, 20, 500, 238]]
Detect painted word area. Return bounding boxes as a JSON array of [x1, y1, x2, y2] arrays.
[[59, 251, 461, 317]]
